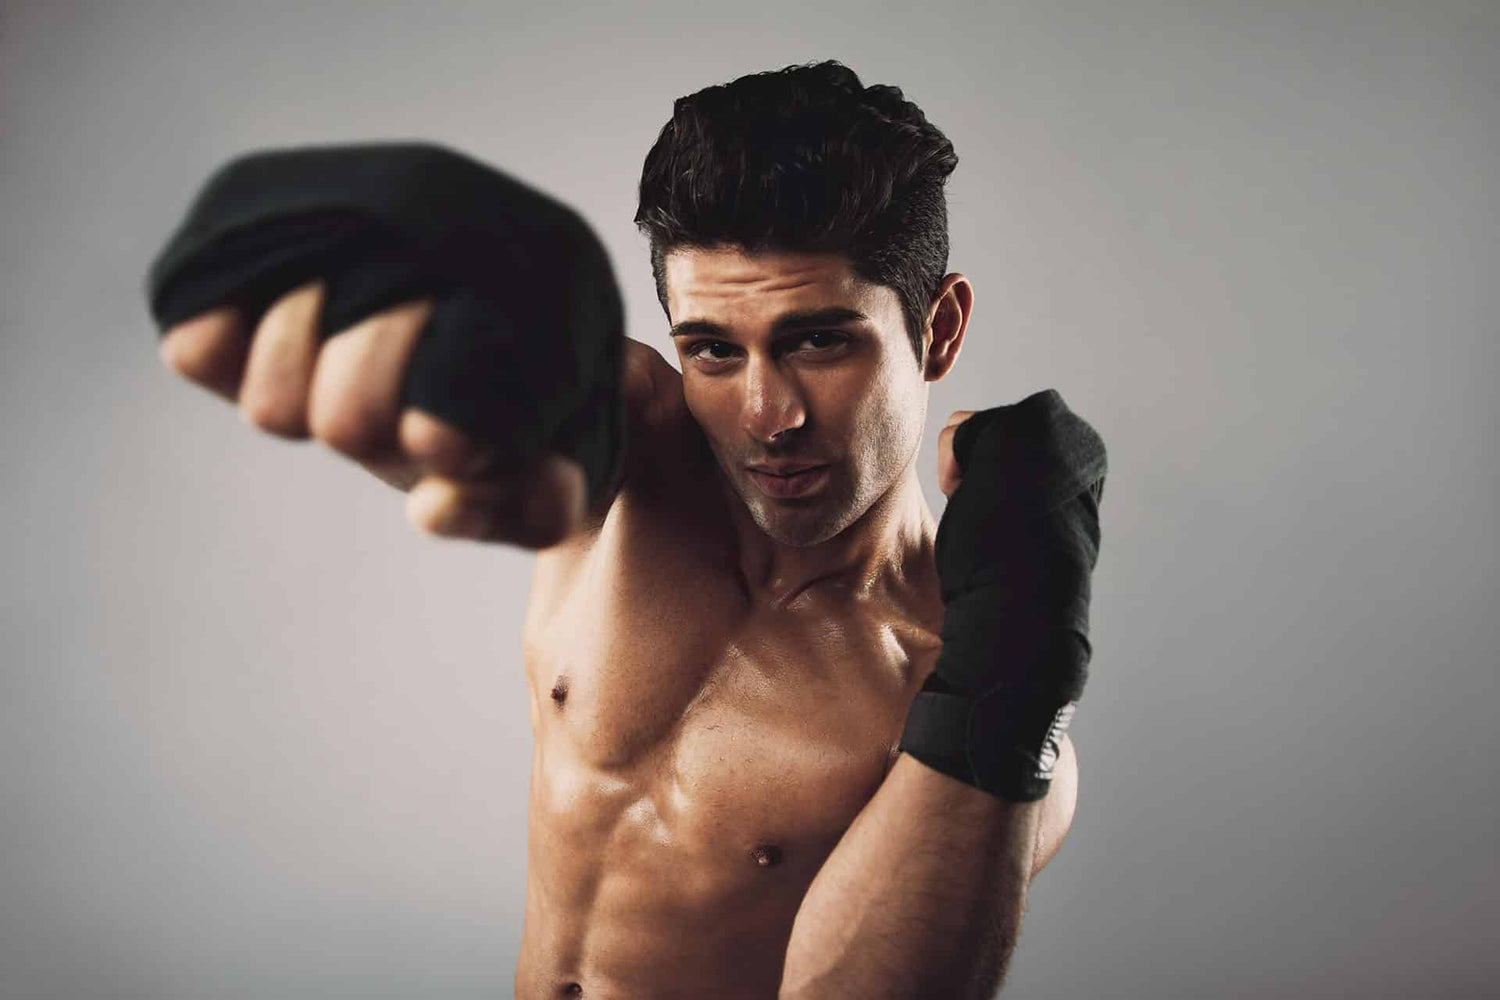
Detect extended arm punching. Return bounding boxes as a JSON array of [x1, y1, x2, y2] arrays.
[[149, 143, 628, 549]]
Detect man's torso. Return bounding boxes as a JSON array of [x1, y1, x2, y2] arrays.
[[512, 414, 943, 998]]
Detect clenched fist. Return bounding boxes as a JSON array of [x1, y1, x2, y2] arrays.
[[160, 282, 588, 549], [902, 389, 1106, 801], [148, 143, 629, 551]]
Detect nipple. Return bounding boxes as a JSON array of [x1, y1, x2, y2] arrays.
[[750, 843, 784, 868], [550, 676, 569, 706]]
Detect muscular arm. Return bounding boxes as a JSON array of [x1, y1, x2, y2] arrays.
[[778, 736, 1077, 1000]]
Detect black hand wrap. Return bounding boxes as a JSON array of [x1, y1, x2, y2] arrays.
[[145, 143, 626, 507], [899, 389, 1107, 801]]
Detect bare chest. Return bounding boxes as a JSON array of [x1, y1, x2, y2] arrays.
[[525, 535, 938, 847], [522, 482, 942, 851], [514, 489, 942, 992]]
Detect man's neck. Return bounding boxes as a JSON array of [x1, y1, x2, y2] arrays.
[[722, 460, 940, 611]]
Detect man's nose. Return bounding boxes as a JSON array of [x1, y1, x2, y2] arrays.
[[741, 357, 806, 444]]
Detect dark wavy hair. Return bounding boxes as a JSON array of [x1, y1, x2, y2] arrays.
[[634, 60, 959, 364]]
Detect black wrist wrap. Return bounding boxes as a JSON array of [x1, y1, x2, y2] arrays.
[[145, 143, 626, 507], [899, 389, 1107, 801]]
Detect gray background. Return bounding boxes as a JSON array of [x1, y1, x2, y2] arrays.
[[2, 1, 1496, 997]]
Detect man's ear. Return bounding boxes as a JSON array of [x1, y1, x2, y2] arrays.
[[921, 273, 973, 382]]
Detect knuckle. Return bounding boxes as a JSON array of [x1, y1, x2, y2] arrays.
[[158, 329, 204, 376], [407, 477, 488, 538], [160, 324, 231, 383], [308, 384, 390, 458], [239, 394, 307, 438], [399, 410, 461, 455], [398, 409, 484, 472], [403, 463, 582, 548], [310, 407, 386, 458], [409, 505, 450, 536], [405, 478, 450, 533]]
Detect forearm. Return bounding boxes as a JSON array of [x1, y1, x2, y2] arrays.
[[778, 752, 1041, 1000]]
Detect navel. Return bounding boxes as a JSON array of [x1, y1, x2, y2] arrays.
[[550, 675, 569, 707], [750, 843, 784, 868], [558, 983, 582, 997]]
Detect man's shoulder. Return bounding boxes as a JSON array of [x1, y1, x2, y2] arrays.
[[622, 338, 686, 434], [591, 337, 711, 521], [529, 339, 715, 608]]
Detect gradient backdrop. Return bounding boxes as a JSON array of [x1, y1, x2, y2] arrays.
[[2, 1, 1496, 997]]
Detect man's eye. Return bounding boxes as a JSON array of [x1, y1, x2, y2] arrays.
[[687, 340, 736, 361], [685, 333, 847, 362], [797, 332, 847, 351]]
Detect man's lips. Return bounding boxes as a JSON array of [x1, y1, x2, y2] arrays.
[[746, 464, 831, 499], [747, 463, 827, 476]]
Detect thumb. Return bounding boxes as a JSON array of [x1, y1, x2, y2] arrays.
[[407, 454, 586, 547]]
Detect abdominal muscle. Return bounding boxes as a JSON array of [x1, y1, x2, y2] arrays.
[[513, 729, 839, 999]]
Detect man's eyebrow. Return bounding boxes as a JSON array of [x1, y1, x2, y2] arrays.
[[668, 307, 871, 339]]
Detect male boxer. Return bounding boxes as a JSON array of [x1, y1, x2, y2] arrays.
[[152, 61, 1104, 999]]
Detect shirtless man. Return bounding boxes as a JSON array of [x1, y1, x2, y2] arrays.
[[152, 61, 1102, 999]]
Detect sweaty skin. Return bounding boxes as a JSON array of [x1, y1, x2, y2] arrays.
[[512, 249, 1077, 998]]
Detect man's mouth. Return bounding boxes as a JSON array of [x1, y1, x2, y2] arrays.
[[746, 464, 830, 499], [748, 462, 825, 477]]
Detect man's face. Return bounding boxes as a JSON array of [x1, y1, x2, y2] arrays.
[[664, 246, 929, 548]]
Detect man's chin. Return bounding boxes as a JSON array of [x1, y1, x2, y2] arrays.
[[746, 498, 847, 548], [719, 464, 850, 546]]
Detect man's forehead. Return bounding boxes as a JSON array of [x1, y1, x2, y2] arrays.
[[663, 246, 892, 325]]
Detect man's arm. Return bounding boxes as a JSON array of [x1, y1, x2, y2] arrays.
[[578, 337, 691, 528], [781, 397, 1105, 997], [778, 737, 1076, 1000], [528, 339, 691, 611]]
